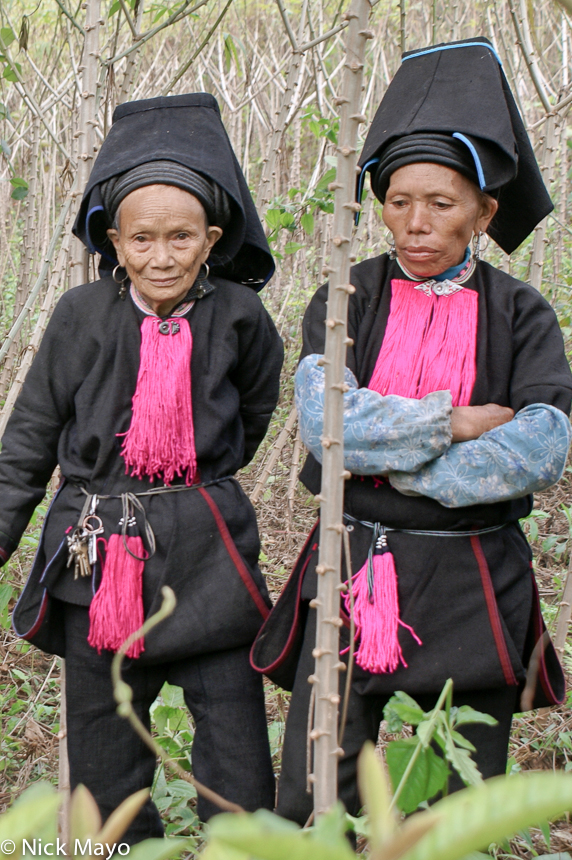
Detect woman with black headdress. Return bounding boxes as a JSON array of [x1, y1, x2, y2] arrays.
[[0, 94, 283, 840], [251, 38, 572, 823]]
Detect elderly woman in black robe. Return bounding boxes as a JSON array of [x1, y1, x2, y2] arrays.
[[252, 38, 572, 823], [0, 94, 283, 841]]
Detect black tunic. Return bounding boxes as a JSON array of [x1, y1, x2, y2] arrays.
[[0, 275, 284, 661], [252, 255, 572, 705]]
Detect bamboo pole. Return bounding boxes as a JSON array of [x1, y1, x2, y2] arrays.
[[309, 0, 371, 819]]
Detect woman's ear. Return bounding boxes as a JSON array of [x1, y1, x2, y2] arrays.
[[204, 225, 223, 257], [107, 228, 125, 266], [476, 193, 499, 233]]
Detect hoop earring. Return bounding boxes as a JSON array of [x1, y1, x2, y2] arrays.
[[112, 264, 129, 300], [472, 231, 489, 262], [385, 231, 396, 261], [198, 262, 210, 281]]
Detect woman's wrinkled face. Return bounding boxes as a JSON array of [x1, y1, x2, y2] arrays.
[[107, 184, 222, 316], [382, 162, 498, 278]]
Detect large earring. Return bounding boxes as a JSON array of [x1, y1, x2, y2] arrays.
[[472, 231, 488, 262], [385, 231, 396, 260], [198, 262, 210, 281], [112, 264, 129, 300]]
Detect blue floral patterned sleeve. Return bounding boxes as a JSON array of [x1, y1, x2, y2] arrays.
[[388, 403, 572, 507], [295, 354, 453, 475]]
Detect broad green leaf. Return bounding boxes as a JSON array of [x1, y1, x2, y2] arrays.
[[386, 739, 448, 814], [127, 836, 193, 860], [449, 730, 476, 752], [300, 212, 314, 235], [399, 772, 572, 860], [0, 28, 16, 46], [208, 809, 355, 860], [315, 168, 336, 193], [97, 788, 149, 845], [284, 242, 304, 254], [442, 735, 482, 787], [10, 176, 28, 188], [384, 692, 426, 729], [453, 706, 498, 728], [536, 854, 572, 859], [3, 63, 21, 82], [160, 682, 185, 708], [70, 784, 101, 842], [280, 211, 295, 229], [201, 838, 250, 860], [11, 186, 29, 200], [153, 705, 187, 734], [0, 783, 61, 845], [165, 779, 196, 800], [357, 741, 395, 850], [0, 139, 11, 158], [265, 209, 282, 230]]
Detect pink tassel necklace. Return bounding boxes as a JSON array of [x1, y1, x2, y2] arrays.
[[119, 284, 198, 486]]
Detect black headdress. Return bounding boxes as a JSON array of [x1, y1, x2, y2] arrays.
[[357, 38, 553, 254], [73, 93, 274, 290]]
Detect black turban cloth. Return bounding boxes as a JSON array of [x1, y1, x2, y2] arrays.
[[73, 93, 274, 289], [100, 161, 231, 229], [357, 37, 553, 255]]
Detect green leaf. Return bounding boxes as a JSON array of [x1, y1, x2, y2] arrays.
[[11, 185, 28, 200], [385, 691, 426, 729], [160, 682, 185, 707], [442, 737, 482, 787], [398, 772, 572, 860], [0, 102, 11, 121], [265, 209, 282, 230], [453, 706, 498, 728], [386, 738, 449, 813], [0, 28, 16, 46], [153, 705, 187, 734], [0, 139, 11, 158], [166, 779, 196, 800], [315, 168, 336, 193], [284, 242, 304, 255], [280, 211, 296, 229], [108, 1, 121, 15], [127, 837, 194, 860], [300, 212, 314, 235], [3, 63, 21, 83], [357, 741, 395, 851], [208, 808, 355, 860]]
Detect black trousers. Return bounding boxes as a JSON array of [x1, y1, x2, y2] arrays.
[[276, 608, 519, 825], [64, 603, 275, 843]]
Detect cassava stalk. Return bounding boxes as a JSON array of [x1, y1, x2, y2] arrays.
[[310, 0, 372, 818]]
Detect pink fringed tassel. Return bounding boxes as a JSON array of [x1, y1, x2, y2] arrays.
[[88, 534, 146, 659], [120, 316, 197, 486], [344, 529, 421, 674], [368, 279, 478, 406]]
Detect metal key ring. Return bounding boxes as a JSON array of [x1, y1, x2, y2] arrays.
[[82, 515, 104, 533]]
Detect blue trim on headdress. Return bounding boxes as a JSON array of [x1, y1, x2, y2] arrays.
[[354, 157, 380, 225], [86, 204, 118, 264], [402, 42, 502, 66], [452, 132, 486, 190]]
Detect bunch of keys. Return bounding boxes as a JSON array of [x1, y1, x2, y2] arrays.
[[67, 495, 104, 579]]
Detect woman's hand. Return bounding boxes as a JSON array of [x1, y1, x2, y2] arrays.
[[451, 404, 515, 442]]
